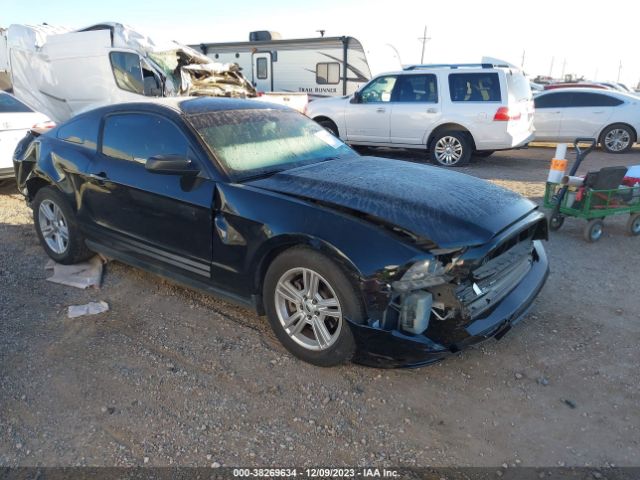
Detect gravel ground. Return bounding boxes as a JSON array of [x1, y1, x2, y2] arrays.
[[0, 146, 638, 468]]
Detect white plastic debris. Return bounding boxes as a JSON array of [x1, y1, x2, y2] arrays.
[[67, 301, 109, 319], [46, 255, 106, 289]]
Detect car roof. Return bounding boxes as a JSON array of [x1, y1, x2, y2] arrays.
[[81, 96, 290, 118], [537, 87, 619, 95]]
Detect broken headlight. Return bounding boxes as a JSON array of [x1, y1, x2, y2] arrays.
[[392, 258, 448, 293]]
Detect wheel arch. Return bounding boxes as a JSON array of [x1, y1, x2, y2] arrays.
[[312, 116, 340, 136], [427, 122, 477, 151], [252, 234, 364, 313], [598, 122, 638, 145]]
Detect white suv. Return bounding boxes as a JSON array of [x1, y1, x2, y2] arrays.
[[306, 61, 535, 166]]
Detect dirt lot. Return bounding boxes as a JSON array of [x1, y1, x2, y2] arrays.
[[0, 146, 638, 468]]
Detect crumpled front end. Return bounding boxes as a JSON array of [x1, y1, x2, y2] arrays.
[[351, 212, 550, 368]]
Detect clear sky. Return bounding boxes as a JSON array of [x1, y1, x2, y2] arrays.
[[3, 0, 638, 88]]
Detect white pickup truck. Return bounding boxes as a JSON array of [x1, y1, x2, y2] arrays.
[[1, 22, 308, 124]]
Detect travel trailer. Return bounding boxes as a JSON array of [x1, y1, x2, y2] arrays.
[[194, 32, 401, 98], [1, 23, 257, 123]]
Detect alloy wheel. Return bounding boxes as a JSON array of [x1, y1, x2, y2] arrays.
[[604, 128, 631, 152], [274, 267, 343, 351], [434, 136, 464, 165], [38, 199, 69, 254]]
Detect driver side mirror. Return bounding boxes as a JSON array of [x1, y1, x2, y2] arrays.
[[145, 155, 200, 176], [350, 92, 361, 104]]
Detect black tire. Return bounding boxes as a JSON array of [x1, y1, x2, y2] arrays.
[[474, 150, 495, 158], [626, 213, 640, 236], [263, 247, 365, 367], [430, 131, 472, 167], [600, 123, 635, 154], [33, 186, 93, 264], [317, 119, 339, 137], [583, 219, 604, 243], [549, 213, 565, 231]]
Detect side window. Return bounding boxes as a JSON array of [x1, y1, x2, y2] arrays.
[[316, 62, 340, 85], [359, 76, 397, 103], [0, 93, 33, 113], [534, 92, 573, 109], [392, 74, 438, 103], [110, 52, 144, 95], [101, 113, 189, 163], [571, 92, 624, 107], [256, 58, 268, 80], [56, 117, 99, 151], [449, 73, 501, 102]]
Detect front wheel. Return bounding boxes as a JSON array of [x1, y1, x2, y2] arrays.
[[600, 124, 635, 153], [430, 131, 472, 167], [263, 247, 365, 366], [317, 119, 339, 137]]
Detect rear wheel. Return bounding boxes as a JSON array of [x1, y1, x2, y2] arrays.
[[583, 219, 604, 243], [549, 213, 565, 231], [600, 124, 635, 153], [626, 213, 640, 236], [263, 247, 365, 366], [33, 186, 93, 264], [430, 131, 472, 167]]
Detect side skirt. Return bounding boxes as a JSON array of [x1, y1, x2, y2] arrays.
[[85, 239, 259, 313]]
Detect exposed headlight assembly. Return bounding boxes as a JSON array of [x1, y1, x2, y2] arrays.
[[391, 258, 448, 293]]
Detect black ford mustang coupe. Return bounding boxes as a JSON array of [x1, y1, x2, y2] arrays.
[[14, 97, 549, 367]]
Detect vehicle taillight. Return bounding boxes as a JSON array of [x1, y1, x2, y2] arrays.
[[32, 120, 56, 130], [493, 107, 521, 121]]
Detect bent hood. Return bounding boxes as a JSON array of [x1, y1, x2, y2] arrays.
[[247, 156, 537, 248]]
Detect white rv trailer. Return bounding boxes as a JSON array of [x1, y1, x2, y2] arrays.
[[193, 32, 400, 98]]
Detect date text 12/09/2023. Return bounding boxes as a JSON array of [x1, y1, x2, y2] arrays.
[[233, 468, 399, 478]]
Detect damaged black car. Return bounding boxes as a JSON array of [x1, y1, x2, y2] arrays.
[[13, 97, 549, 367]]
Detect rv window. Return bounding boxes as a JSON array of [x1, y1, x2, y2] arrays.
[[256, 58, 268, 80], [316, 63, 340, 85], [110, 52, 145, 95], [102, 113, 188, 163]]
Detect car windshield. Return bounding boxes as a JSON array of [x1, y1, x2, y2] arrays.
[[188, 108, 357, 180]]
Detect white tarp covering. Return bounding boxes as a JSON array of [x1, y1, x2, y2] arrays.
[[5, 22, 256, 122]]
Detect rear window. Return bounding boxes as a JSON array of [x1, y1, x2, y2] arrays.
[[0, 93, 33, 113], [506, 72, 532, 101], [449, 73, 501, 102]]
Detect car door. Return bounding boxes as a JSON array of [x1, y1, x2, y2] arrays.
[[344, 75, 397, 143], [533, 92, 573, 141], [389, 73, 441, 144], [82, 111, 216, 281], [557, 92, 620, 140]]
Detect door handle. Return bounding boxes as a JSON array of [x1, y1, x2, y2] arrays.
[[426, 108, 438, 114], [593, 111, 605, 114], [376, 107, 386, 113]]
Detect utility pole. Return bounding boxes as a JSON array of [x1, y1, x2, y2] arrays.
[[561, 58, 567, 79], [418, 25, 431, 64], [617, 60, 622, 82], [521, 49, 526, 69], [549, 56, 555, 77]]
